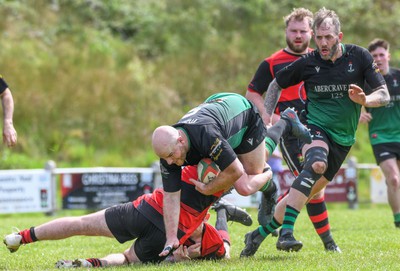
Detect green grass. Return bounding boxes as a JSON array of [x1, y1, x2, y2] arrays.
[[1, 204, 400, 270]]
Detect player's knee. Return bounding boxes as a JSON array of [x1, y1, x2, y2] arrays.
[[123, 247, 139, 264], [291, 147, 328, 197], [311, 189, 325, 200], [304, 147, 328, 175], [311, 161, 327, 174], [386, 174, 400, 189], [234, 184, 253, 196]]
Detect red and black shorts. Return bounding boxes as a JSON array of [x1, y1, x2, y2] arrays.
[[105, 203, 166, 263]]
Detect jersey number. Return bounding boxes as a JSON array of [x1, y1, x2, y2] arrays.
[[331, 92, 344, 99]]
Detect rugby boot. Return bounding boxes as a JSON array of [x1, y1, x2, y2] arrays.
[[281, 107, 312, 144], [213, 198, 253, 226], [55, 259, 92, 268], [324, 241, 342, 253], [3, 230, 22, 253], [240, 228, 265, 257], [276, 230, 303, 252]]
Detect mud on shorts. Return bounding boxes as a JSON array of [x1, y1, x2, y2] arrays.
[[105, 202, 166, 263], [307, 124, 351, 181], [234, 102, 267, 154], [372, 142, 400, 165]]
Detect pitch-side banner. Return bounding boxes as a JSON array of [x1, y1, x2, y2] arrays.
[[223, 168, 353, 207], [0, 169, 52, 214], [60, 169, 154, 210]]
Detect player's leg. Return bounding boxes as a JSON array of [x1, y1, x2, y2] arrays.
[[240, 195, 286, 257], [55, 238, 146, 268], [233, 106, 279, 196], [281, 135, 340, 251], [240, 176, 329, 257], [235, 141, 273, 196], [93, 245, 138, 266], [276, 138, 329, 252], [257, 110, 311, 227], [56, 206, 159, 268], [306, 187, 341, 252], [4, 210, 112, 253], [380, 158, 400, 227]]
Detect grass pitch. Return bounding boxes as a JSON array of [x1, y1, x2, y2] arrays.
[[1, 203, 399, 271]]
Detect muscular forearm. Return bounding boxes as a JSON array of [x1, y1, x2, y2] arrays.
[[365, 85, 390, 107], [163, 191, 181, 242], [264, 79, 282, 124], [201, 160, 243, 195], [1, 89, 14, 126]]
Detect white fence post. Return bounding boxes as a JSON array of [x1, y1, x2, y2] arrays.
[[346, 156, 358, 209], [45, 160, 57, 215]]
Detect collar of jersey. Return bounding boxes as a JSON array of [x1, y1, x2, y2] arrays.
[[177, 127, 191, 149]]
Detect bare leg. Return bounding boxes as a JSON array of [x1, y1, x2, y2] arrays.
[[272, 177, 329, 224], [99, 245, 140, 266], [380, 159, 400, 215], [35, 210, 113, 240], [235, 142, 273, 196]]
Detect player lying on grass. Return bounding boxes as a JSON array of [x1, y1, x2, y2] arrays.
[[3, 164, 252, 268]]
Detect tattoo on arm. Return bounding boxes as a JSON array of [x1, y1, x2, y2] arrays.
[[264, 79, 282, 116], [366, 85, 390, 107]]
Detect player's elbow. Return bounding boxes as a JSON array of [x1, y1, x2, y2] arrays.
[[382, 92, 390, 105], [379, 86, 390, 106]]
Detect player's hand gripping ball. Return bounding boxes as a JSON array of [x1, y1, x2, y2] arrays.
[[197, 158, 220, 184]]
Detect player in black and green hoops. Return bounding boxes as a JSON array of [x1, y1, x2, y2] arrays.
[[245, 7, 341, 252], [240, 7, 389, 256], [360, 38, 400, 228], [152, 92, 312, 256]]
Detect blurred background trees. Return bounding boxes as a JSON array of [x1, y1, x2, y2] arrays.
[[0, 0, 399, 168]]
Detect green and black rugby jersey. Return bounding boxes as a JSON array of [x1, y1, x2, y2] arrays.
[[275, 44, 386, 146], [161, 92, 257, 192], [366, 67, 400, 145]]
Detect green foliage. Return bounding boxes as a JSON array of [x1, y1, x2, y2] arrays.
[[0, 1, 398, 168]]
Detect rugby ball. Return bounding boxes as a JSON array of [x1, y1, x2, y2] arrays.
[[197, 158, 220, 184]]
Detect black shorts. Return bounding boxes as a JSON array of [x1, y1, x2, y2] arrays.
[[307, 124, 352, 181], [280, 135, 304, 176], [105, 203, 166, 263], [234, 103, 267, 154], [372, 142, 400, 165]]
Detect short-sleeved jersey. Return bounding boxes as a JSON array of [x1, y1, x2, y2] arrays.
[[161, 92, 257, 192], [248, 48, 313, 114], [276, 44, 386, 146], [0, 76, 9, 94], [366, 67, 400, 145], [134, 165, 224, 246]]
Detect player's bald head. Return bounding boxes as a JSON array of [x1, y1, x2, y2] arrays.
[[152, 125, 180, 157]]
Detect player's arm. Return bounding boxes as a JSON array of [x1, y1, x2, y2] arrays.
[[0, 88, 17, 147], [159, 190, 181, 257], [245, 91, 268, 124], [264, 78, 283, 126], [191, 158, 242, 196], [246, 60, 274, 126], [348, 84, 389, 107], [364, 84, 390, 107]]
